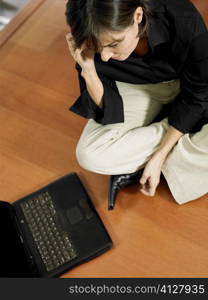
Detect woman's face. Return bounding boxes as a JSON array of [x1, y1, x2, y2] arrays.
[[98, 7, 143, 61]]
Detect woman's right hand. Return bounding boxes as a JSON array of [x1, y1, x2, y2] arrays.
[[66, 32, 96, 72]]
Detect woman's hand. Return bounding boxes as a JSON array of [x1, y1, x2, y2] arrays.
[[139, 153, 165, 197], [139, 125, 184, 197], [65, 32, 96, 72]]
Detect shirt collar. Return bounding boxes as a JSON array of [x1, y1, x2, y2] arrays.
[[147, 2, 170, 54]]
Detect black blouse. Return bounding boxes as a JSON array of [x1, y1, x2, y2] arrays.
[[69, 0, 208, 134]]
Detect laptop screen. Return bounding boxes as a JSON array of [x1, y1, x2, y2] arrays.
[[0, 201, 32, 277]]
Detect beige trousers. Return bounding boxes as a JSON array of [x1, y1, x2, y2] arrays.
[[76, 79, 208, 204]]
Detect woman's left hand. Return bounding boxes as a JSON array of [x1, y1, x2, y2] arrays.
[[139, 125, 184, 196], [139, 153, 165, 197]]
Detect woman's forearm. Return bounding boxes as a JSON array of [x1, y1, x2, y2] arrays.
[[81, 69, 104, 109], [66, 32, 104, 108], [154, 125, 184, 161]]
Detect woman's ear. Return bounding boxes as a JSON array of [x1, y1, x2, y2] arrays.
[[134, 7, 143, 25]]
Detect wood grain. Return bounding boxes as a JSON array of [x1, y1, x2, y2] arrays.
[[0, 0, 46, 48]]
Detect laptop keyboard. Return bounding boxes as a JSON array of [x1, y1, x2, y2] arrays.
[[20, 191, 78, 272]]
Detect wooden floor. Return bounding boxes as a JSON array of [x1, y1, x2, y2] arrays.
[[0, 0, 208, 278]]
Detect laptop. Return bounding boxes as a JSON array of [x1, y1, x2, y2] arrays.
[[0, 172, 113, 277]]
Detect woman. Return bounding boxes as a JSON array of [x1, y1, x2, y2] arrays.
[[65, 0, 208, 209]]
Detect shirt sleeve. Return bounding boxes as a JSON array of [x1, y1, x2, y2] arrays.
[[168, 31, 208, 133], [69, 63, 124, 125]]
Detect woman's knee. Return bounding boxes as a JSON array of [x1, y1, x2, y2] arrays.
[[76, 142, 92, 171], [75, 127, 119, 172], [75, 141, 104, 172]]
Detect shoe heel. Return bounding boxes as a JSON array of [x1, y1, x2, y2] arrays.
[[108, 198, 115, 210], [108, 186, 117, 210], [108, 176, 118, 210], [107, 169, 143, 210]]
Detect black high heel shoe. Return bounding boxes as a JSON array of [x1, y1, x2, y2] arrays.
[[108, 169, 143, 210]]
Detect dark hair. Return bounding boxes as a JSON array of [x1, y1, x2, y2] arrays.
[[65, 0, 153, 52]]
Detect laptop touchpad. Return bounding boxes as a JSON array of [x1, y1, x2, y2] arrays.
[[66, 206, 83, 225]]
